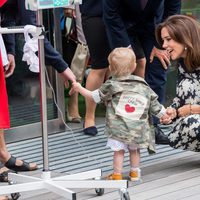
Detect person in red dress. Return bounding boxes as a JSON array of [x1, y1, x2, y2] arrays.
[[0, 0, 37, 188], [0, 49, 12, 200], [0, 1, 36, 199]]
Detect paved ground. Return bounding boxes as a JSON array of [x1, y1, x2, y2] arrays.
[[0, 120, 199, 200]]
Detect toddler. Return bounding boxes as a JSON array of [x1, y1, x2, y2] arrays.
[[70, 47, 170, 181]]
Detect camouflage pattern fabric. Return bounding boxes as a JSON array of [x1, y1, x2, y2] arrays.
[[98, 75, 165, 154]]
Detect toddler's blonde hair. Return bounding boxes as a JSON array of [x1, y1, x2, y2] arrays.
[[108, 47, 136, 77]]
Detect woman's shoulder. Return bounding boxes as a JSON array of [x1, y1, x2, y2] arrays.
[[178, 62, 200, 79]]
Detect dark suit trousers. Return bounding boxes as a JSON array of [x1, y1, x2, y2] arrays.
[[129, 29, 167, 124]]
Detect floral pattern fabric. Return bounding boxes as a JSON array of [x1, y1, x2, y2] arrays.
[[168, 63, 200, 151]]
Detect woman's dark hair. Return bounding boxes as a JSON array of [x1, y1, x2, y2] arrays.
[[155, 15, 200, 72]]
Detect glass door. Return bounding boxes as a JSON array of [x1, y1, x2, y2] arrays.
[[5, 9, 65, 143]]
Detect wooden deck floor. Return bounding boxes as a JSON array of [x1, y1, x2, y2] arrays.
[[1, 121, 200, 200]]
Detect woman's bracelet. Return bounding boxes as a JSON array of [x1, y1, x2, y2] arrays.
[[189, 104, 192, 115]]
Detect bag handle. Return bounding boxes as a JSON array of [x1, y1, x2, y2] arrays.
[[64, 16, 77, 42]]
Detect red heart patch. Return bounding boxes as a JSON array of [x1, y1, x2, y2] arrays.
[[125, 104, 135, 113]]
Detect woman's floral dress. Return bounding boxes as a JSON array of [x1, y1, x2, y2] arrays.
[[168, 63, 200, 152]]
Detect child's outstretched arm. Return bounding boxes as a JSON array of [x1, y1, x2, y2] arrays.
[[153, 105, 172, 124], [69, 82, 94, 101]]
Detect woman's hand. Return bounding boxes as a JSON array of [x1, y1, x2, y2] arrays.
[[149, 47, 170, 70], [4, 54, 15, 78]]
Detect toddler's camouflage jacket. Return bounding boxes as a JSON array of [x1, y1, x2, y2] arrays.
[[92, 75, 166, 153]]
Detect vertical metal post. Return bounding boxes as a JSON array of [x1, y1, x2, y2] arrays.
[[36, 10, 49, 171], [53, 8, 66, 120]]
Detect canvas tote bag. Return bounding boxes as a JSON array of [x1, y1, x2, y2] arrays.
[[70, 43, 89, 82]]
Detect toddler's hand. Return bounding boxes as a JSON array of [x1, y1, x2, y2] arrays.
[[166, 107, 177, 120], [69, 82, 81, 96], [160, 113, 172, 124]]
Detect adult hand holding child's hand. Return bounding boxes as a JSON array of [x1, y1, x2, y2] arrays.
[[69, 82, 81, 96]]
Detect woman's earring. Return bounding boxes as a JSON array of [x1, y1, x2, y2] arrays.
[[184, 47, 187, 51]]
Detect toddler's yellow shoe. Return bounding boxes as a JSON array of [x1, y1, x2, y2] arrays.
[[107, 173, 122, 180], [129, 169, 141, 181]]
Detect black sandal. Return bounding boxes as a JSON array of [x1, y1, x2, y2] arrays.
[[0, 191, 20, 200], [5, 156, 38, 172], [0, 171, 8, 182], [10, 193, 20, 200], [4, 193, 21, 200]]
